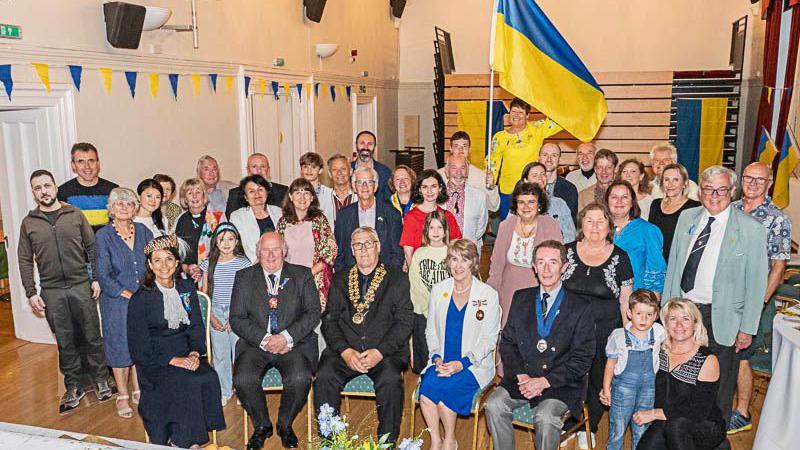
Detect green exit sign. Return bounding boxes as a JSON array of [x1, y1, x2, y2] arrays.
[[0, 24, 22, 39]]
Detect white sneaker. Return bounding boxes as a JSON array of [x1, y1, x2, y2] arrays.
[[577, 431, 596, 450]]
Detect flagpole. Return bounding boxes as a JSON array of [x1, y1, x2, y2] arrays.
[[487, 0, 500, 188]]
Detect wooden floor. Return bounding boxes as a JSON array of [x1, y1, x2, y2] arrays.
[[0, 297, 762, 449]]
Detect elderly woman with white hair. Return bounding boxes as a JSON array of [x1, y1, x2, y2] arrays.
[[96, 187, 154, 418]]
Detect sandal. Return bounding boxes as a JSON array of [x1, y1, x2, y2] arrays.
[[115, 395, 133, 418], [131, 390, 141, 405]]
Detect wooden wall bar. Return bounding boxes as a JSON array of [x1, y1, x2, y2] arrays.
[[444, 72, 675, 166]]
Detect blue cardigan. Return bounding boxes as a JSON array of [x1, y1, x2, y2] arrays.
[[613, 217, 666, 293]]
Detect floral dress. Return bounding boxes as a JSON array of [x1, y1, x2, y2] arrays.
[[277, 213, 337, 310]]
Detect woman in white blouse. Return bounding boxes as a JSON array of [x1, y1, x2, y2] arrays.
[[229, 175, 283, 263], [419, 239, 501, 450]]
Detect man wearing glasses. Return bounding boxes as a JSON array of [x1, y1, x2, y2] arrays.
[[727, 162, 791, 435], [663, 165, 768, 448], [315, 226, 414, 445], [333, 167, 403, 272], [352, 130, 393, 204]]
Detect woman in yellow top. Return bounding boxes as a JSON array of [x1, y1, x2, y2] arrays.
[[489, 97, 561, 219]]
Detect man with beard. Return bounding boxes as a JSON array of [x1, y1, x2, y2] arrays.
[[351, 131, 392, 204], [18, 169, 111, 412]]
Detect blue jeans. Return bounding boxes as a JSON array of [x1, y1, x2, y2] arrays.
[[607, 348, 655, 450], [210, 303, 238, 399]]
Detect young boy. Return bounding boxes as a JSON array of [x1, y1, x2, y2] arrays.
[[299, 152, 336, 225], [600, 289, 665, 450]]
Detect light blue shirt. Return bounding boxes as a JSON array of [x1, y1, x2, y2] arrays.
[[357, 201, 377, 229], [546, 196, 576, 243]]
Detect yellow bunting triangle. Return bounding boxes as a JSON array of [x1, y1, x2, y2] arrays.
[[191, 74, 201, 96], [282, 82, 290, 102], [148, 73, 159, 97], [259, 78, 266, 96], [339, 85, 346, 99], [767, 87, 773, 104], [225, 76, 233, 95], [99, 68, 113, 95], [305, 83, 311, 101], [32, 63, 51, 93]]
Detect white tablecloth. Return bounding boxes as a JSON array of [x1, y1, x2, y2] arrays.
[[753, 309, 800, 449]]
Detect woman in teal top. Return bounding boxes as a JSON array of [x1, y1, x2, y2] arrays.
[[605, 180, 666, 294]]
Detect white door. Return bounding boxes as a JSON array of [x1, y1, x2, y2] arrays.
[[248, 90, 309, 186], [353, 95, 378, 157], [0, 107, 69, 344]]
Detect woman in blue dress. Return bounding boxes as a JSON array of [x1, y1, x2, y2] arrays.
[[96, 187, 153, 418], [605, 180, 666, 299], [419, 239, 501, 450]]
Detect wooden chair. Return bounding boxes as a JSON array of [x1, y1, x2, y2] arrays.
[[340, 374, 376, 413], [241, 367, 314, 447]]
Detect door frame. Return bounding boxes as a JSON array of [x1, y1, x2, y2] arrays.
[[0, 82, 77, 344], [352, 93, 378, 158]]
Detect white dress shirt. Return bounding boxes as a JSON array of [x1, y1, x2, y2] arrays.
[[682, 206, 730, 304], [357, 200, 377, 229], [261, 267, 294, 348], [438, 164, 501, 212]]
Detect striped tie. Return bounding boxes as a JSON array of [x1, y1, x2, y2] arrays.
[[680, 217, 716, 293]]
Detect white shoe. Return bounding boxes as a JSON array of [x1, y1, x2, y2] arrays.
[[577, 431, 595, 450], [560, 433, 575, 448]]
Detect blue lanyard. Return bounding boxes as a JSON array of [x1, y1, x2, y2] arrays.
[[535, 287, 565, 339]]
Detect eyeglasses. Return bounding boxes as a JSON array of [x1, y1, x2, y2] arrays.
[[742, 175, 770, 185], [354, 180, 376, 187], [351, 240, 378, 251], [700, 186, 732, 197]]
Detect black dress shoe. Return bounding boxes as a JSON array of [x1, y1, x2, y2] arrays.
[[277, 426, 299, 448], [247, 425, 273, 450]]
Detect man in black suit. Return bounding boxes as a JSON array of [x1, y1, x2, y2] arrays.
[[485, 240, 595, 450], [539, 143, 579, 221], [314, 226, 414, 444], [333, 166, 403, 272], [230, 232, 321, 449], [226, 153, 288, 217]]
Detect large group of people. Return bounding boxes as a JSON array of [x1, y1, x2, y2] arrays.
[[15, 96, 790, 450]]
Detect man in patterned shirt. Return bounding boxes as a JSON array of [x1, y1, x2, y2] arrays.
[[728, 161, 792, 435]]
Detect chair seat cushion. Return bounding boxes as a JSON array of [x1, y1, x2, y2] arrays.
[[343, 374, 375, 393], [262, 367, 283, 389]]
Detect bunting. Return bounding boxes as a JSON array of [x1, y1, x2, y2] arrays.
[[32, 63, 51, 93], [305, 83, 311, 102], [99, 68, 113, 95], [314, 82, 320, 98], [258, 78, 266, 96], [283, 82, 291, 102], [345, 85, 351, 100], [0, 65, 12, 99], [68, 65, 83, 91], [191, 74, 201, 96], [169, 73, 179, 100], [225, 76, 233, 95], [148, 73, 159, 97], [297, 83, 303, 102], [271, 81, 279, 100], [330, 84, 336, 102], [209, 73, 218, 92], [244, 76, 251, 98], [124, 71, 137, 98]]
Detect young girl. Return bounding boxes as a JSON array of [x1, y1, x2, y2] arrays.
[[200, 222, 252, 405], [408, 210, 451, 373], [600, 289, 666, 450]]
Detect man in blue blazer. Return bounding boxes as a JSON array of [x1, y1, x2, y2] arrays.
[[486, 240, 595, 450], [351, 130, 393, 204], [334, 166, 403, 272], [663, 165, 768, 446]]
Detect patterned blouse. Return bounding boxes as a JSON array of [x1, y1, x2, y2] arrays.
[[733, 196, 792, 261], [277, 213, 337, 310]]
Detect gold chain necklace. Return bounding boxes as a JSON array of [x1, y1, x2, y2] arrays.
[[348, 264, 387, 324]]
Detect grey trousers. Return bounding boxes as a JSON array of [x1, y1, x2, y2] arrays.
[[485, 386, 568, 450]]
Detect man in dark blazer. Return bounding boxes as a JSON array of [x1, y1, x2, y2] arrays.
[[485, 240, 595, 450], [314, 226, 414, 444], [230, 232, 321, 449], [333, 166, 403, 272], [226, 153, 288, 217], [539, 143, 579, 221]]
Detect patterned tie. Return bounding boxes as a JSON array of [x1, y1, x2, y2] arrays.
[[268, 273, 279, 334], [680, 217, 716, 293], [541, 292, 550, 317]]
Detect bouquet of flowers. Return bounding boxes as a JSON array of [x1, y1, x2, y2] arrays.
[[314, 403, 425, 450]]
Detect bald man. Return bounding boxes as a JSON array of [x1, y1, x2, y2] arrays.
[[727, 162, 792, 435], [565, 142, 597, 192], [226, 153, 289, 218], [538, 143, 578, 221]]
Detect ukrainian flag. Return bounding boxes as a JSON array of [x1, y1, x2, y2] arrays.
[[774, 128, 799, 209], [492, 0, 607, 142], [756, 126, 779, 165]]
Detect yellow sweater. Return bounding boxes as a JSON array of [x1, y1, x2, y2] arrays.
[[489, 118, 562, 193]]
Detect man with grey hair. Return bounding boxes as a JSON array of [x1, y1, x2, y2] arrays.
[[565, 142, 597, 192], [327, 153, 357, 214], [649, 142, 699, 200], [442, 155, 489, 254], [663, 165, 768, 447], [352, 130, 393, 204], [333, 166, 403, 271], [197, 155, 237, 212]]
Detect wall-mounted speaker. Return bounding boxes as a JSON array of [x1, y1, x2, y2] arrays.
[[390, 0, 407, 19], [103, 2, 146, 49], [304, 0, 327, 23]]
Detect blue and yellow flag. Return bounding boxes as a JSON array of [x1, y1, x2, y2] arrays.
[[774, 128, 799, 209], [756, 126, 779, 165], [456, 100, 508, 169], [492, 0, 606, 142], [675, 98, 728, 182]]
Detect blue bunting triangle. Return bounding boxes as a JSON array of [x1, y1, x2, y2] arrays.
[[244, 76, 251, 98], [209, 73, 218, 92], [271, 81, 279, 100], [345, 85, 351, 100], [169, 74, 179, 100], [330, 85, 336, 102], [297, 83, 303, 102], [68, 65, 83, 91], [314, 82, 320, 98], [124, 71, 137, 98], [0, 65, 12, 99]]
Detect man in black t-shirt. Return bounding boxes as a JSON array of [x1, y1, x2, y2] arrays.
[[57, 142, 118, 233]]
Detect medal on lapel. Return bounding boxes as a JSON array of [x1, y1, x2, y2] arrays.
[[269, 297, 278, 310], [537, 339, 547, 353], [536, 288, 565, 353], [476, 309, 485, 321], [472, 299, 487, 321]]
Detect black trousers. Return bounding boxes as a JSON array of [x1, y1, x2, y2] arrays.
[[637, 417, 726, 450], [41, 282, 108, 390], [233, 344, 313, 430], [411, 313, 428, 374], [313, 349, 406, 443], [695, 304, 737, 449]]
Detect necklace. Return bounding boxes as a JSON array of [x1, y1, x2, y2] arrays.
[[114, 221, 135, 242], [453, 281, 472, 294], [348, 264, 387, 324], [517, 220, 538, 239]]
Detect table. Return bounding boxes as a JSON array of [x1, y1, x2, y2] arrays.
[[753, 308, 800, 449]]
